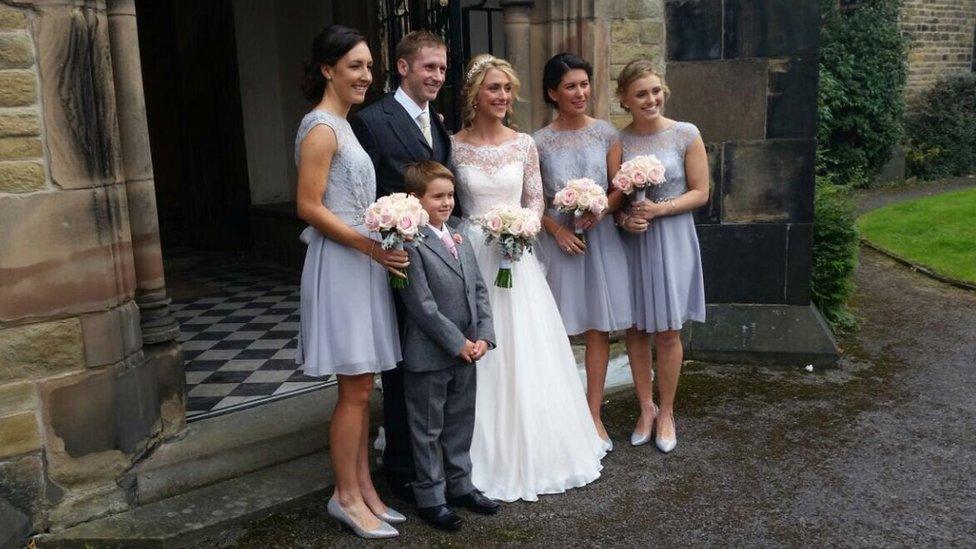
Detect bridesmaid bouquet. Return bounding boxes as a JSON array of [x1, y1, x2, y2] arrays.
[[363, 193, 430, 290], [475, 205, 541, 288], [612, 155, 666, 203], [553, 177, 609, 245]]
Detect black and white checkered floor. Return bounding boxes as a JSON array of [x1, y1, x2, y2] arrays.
[[171, 266, 334, 421]]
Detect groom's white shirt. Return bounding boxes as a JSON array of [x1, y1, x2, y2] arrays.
[[394, 86, 429, 131]]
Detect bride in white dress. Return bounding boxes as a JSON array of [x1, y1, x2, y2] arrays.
[[451, 54, 606, 502]]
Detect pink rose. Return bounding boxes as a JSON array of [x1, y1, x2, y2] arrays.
[[488, 214, 503, 234], [510, 218, 524, 236], [378, 207, 395, 229], [364, 208, 380, 231], [560, 188, 579, 207], [631, 171, 647, 185], [613, 174, 633, 193], [648, 163, 666, 185], [397, 214, 415, 236]]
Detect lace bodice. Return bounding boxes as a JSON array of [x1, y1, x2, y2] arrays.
[[618, 121, 700, 202], [533, 120, 617, 201], [450, 133, 544, 218], [295, 110, 375, 224]]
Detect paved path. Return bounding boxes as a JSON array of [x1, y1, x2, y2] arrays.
[[209, 188, 976, 548], [855, 176, 976, 215]]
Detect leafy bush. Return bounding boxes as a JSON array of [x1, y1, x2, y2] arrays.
[[818, 0, 907, 188], [811, 177, 859, 332], [905, 73, 976, 179]]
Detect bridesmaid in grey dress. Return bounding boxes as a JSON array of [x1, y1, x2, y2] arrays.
[[609, 59, 710, 454], [533, 53, 633, 451], [294, 25, 406, 539]]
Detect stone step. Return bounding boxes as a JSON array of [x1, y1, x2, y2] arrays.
[[131, 385, 342, 505], [36, 451, 331, 548]]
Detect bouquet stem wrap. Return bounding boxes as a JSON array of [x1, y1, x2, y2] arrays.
[[388, 240, 408, 290], [496, 258, 513, 288]]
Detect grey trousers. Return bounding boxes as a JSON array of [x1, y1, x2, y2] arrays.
[[403, 363, 477, 508]]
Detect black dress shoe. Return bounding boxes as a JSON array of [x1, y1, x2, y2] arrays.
[[387, 479, 416, 504], [417, 504, 463, 531], [448, 490, 500, 515]]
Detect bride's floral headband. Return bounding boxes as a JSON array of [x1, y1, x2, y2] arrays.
[[465, 55, 496, 85]]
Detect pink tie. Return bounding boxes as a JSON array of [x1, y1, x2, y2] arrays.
[[440, 232, 458, 260]]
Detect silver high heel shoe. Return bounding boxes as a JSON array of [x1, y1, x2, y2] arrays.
[[375, 506, 407, 524], [327, 497, 399, 539], [601, 436, 614, 453], [630, 403, 659, 447], [655, 413, 677, 454]]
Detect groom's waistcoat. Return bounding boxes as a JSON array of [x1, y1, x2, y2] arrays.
[[350, 93, 451, 200]]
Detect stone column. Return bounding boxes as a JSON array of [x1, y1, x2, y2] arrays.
[[105, 0, 177, 347], [500, 0, 535, 129]]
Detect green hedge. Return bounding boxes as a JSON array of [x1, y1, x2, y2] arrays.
[[906, 73, 976, 179], [811, 178, 859, 332], [818, 0, 907, 188]]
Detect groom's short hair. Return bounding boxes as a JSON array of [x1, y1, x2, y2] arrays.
[[395, 30, 446, 64], [404, 160, 454, 196]]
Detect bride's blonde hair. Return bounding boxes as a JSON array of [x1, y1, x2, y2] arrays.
[[461, 54, 521, 128]]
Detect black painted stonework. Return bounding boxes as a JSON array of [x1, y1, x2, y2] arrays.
[[722, 139, 815, 224], [785, 223, 813, 304], [697, 224, 788, 304], [665, 0, 723, 61], [114, 360, 161, 454], [667, 59, 768, 142], [724, 0, 820, 58], [767, 57, 819, 139], [694, 143, 723, 224]]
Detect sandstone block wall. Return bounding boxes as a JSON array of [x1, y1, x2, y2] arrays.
[[0, 0, 181, 533], [900, 0, 975, 103]]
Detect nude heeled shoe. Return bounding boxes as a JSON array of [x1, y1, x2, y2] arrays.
[[655, 413, 677, 454], [630, 402, 659, 447], [327, 497, 399, 539]]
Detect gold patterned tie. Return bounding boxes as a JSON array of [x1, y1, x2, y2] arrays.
[[417, 111, 433, 148]]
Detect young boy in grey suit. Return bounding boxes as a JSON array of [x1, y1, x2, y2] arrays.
[[400, 161, 500, 531]]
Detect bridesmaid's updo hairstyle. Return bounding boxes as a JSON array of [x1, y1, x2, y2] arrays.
[[615, 59, 670, 111], [460, 54, 521, 128], [542, 53, 593, 108], [302, 25, 367, 102]]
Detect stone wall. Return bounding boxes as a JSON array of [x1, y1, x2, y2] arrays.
[[500, 0, 666, 131], [900, 0, 976, 103], [0, 0, 182, 534]]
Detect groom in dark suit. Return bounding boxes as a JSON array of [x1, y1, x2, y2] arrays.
[[350, 30, 452, 503]]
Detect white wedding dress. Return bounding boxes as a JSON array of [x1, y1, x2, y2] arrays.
[[451, 133, 606, 502]]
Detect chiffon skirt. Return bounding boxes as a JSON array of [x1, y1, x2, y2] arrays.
[[461, 220, 606, 502], [537, 209, 633, 335], [296, 225, 401, 376], [623, 212, 706, 334]]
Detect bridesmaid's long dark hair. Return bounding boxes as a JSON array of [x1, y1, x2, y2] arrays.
[[302, 25, 366, 102]]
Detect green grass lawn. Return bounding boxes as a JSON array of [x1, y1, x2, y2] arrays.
[[857, 188, 976, 284]]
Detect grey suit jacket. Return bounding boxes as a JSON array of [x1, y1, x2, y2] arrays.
[[399, 225, 495, 373]]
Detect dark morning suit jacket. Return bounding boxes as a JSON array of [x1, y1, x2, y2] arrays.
[[350, 93, 452, 199], [348, 91, 454, 481]]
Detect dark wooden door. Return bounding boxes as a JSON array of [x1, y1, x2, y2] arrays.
[[136, 0, 250, 251]]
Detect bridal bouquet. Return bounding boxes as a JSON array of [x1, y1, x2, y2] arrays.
[[552, 177, 609, 245], [363, 193, 429, 290], [611, 154, 666, 203], [474, 205, 541, 288]]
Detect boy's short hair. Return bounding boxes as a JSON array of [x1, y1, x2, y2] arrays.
[[395, 30, 446, 64], [404, 160, 454, 196]]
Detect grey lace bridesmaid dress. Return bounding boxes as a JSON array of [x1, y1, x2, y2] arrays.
[[533, 120, 633, 335], [619, 122, 706, 333], [294, 110, 401, 376]]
